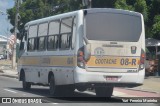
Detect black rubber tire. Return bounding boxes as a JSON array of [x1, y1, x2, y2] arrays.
[[22, 73, 31, 90], [95, 86, 113, 97], [49, 75, 61, 96]]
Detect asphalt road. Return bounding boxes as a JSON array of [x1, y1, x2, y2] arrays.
[[0, 76, 159, 106]]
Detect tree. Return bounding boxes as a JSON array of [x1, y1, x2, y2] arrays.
[[134, 0, 148, 22], [7, 0, 82, 39], [92, 0, 116, 8], [152, 15, 160, 39], [115, 0, 134, 10], [7, 0, 160, 39]]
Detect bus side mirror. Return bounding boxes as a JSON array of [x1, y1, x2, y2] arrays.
[[20, 42, 24, 50], [84, 44, 91, 61], [24, 33, 27, 41]]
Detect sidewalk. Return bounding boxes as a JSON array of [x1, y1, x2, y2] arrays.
[[0, 66, 18, 79], [127, 76, 160, 93], [0, 68, 160, 94]]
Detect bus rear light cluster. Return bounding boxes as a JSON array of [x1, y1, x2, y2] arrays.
[[77, 45, 91, 69], [77, 49, 85, 68], [139, 49, 145, 69], [140, 53, 145, 64]]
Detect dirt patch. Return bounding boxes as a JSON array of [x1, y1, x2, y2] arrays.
[[0, 60, 12, 65]]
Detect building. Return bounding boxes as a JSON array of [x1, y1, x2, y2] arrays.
[[0, 35, 8, 55]]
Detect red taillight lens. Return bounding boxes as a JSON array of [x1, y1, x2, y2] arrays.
[[141, 53, 145, 64], [77, 48, 85, 68], [139, 49, 145, 70], [79, 51, 84, 56], [141, 53, 145, 58], [77, 45, 91, 68]]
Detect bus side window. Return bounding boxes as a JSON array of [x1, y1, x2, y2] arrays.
[[27, 38, 36, 51], [28, 25, 38, 51], [48, 20, 60, 50], [38, 37, 46, 50], [60, 17, 73, 50], [38, 22, 48, 51]]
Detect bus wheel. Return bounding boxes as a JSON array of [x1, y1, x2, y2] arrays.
[[95, 86, 113, 97], [49, 75, 60, 96], [22, 73, 31, 90]]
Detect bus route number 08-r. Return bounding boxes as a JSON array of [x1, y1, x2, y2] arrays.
[[120, 58, 137, 66]]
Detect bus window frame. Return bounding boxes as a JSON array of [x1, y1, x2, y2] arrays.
[[59, 32, 72, 50], [27, 37, 37, 51], [71, 16, 76, 50], [47, 34, 59, 51], [59, 16, 74, 51], [27, 24, 38, 52], [47, 19, 60, 51], [37, 21, 49, 51], [37, 36, 47, 51]]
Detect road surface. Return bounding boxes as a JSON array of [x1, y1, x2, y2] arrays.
[[0, 76, 159, 106]]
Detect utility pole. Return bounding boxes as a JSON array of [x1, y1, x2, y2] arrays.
[[88, 0, 92, 8], [82, 0, 92, 8], [12, 0, 19, 69]]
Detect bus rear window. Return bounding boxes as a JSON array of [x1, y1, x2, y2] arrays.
[[85, 13, 142, 42]]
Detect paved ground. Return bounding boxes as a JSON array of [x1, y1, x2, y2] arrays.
[[0, 59, 160, 98], [0, 68, 160, 97], [131, 76, 160, 93]]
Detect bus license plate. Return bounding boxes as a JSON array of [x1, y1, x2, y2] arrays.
[[106, 76, 118, 81]]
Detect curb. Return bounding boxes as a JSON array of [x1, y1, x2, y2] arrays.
[[0, 70, 4, 73], [0, 73, 18, 79], [125, 88, 160, 94]]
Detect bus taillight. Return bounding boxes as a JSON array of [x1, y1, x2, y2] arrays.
[[141, 53, 145, 64], [77, 44, 91, 68], [77, 48, 85, 68], [140, 49, 145, 69]]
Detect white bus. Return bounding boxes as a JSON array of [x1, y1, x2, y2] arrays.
[[18, 8, 145, 97]]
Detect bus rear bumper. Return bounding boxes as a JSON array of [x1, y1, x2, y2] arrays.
[[75, 82, 142, 88], [74, 67, 145, 87]]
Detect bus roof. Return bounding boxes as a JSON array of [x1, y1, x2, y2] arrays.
[[25, 8, 142, 27]]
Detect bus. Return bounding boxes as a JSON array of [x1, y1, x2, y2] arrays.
[[18, 8, 145, 97]]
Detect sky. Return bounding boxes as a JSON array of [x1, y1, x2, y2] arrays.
[[0, 0, 14, 37]]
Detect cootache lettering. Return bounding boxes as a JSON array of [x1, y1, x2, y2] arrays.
[[95, 59, 117, 64]]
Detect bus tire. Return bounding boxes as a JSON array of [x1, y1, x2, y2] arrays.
[[22, 73, 31, 90], [49, 75, 60, 96], [95, 86, 113, 97]]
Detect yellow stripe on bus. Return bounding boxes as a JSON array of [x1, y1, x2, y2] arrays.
[[86, 56, 140, 68], [18, 56, 76, 67]]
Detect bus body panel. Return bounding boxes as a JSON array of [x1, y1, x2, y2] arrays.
[[18, 8, 145, 89], [74, 67, 145, 84]]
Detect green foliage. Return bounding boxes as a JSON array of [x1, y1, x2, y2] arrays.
[[115, 0, 134, 10], [152, 15, 160, 39], [7, 0, 160, 40], [154, 15, 160, 23], [134, 0, 148, 22], [92, 0, 116, 8], [7, 0, 82, 39]]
